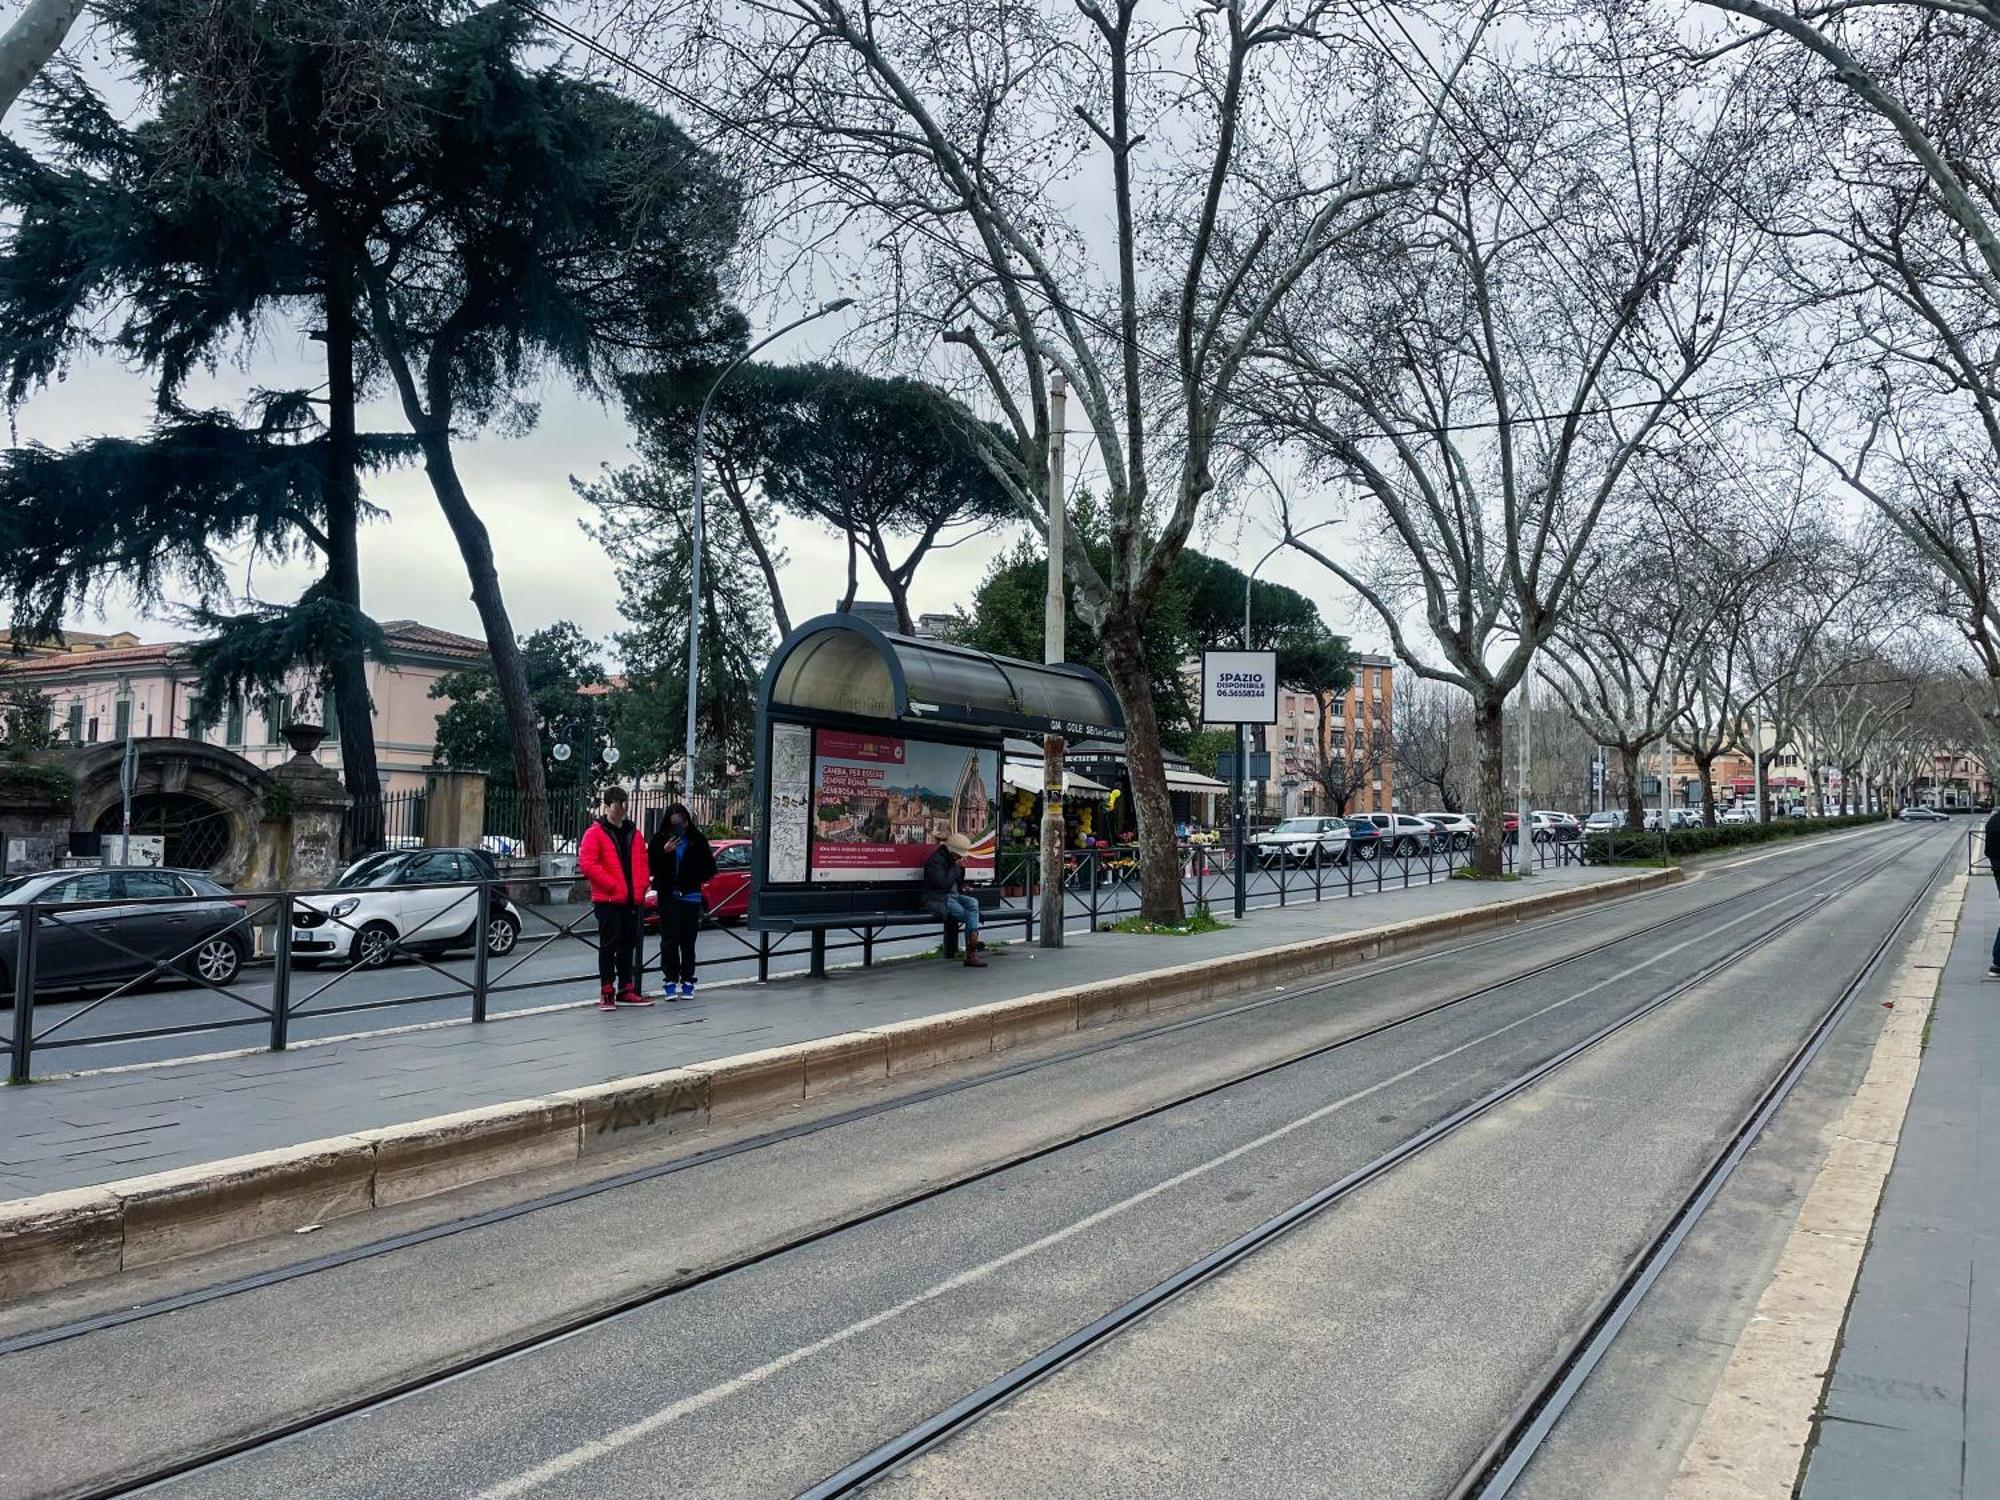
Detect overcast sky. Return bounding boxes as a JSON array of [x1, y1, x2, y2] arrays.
[[5, 5, 1379, 667]]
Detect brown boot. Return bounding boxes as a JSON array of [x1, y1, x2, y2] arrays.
[[963, 951, 988, 968]]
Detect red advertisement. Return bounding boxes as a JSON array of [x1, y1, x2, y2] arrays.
[[810, 731, 999, 883]]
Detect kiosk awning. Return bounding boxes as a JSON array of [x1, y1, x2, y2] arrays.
[[762, 615, 1125, 742], [1001, 761, 1113, 800], [1164, 767, 1229, 793]]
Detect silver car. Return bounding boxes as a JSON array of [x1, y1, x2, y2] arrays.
[[1252, 816, 1352, 867]]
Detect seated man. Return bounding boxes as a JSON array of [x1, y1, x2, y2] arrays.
[[922, 832, 988, 968]]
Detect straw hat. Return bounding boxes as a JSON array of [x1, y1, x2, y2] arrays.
[[946, 832, 973, 856]]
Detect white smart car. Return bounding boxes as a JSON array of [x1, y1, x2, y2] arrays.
[[291, 847, 522, 968]]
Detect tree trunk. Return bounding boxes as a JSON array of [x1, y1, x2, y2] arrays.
[[320, 257, 385, 855], [1619, 743, 1645, 831], [0, 0, 86, 121], [1697, 753, 1718, 826], [1472, 694, 1506, 876], [416, 433, 553, 856], [1101, 605, 1182, 922]]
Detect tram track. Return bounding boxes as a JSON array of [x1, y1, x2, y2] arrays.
[[789, 833, 1946, 1498], [14, 831, 1932, 1500], [3, 841, 1849, 1360]]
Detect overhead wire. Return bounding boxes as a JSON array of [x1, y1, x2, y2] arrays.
[[505, 0, 1877, 449]]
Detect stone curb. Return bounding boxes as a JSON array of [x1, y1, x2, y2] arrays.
[[0, 867, 1678, 1304]]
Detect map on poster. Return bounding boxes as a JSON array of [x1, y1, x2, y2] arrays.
[[766, 722, 812, 883], [810, 729, 998, 883]]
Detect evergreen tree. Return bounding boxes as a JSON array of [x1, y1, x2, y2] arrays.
[[430, 622, 606, 791]]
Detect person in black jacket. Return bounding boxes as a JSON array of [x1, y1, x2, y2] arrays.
[[649, 803, 716, 999], [922, 832, 987, 968], [1985, 805, 2000, 978]]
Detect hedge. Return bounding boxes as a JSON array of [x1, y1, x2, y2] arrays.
[[1580, 811, 1888, 864], [0, 759, 75, 806]]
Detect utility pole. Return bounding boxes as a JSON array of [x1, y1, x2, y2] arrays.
[[1039, 373, 1068, 949], [1752, 706, 1766, 824]]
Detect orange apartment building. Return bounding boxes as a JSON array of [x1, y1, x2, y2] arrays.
[[1258, 652, 1396, 817]]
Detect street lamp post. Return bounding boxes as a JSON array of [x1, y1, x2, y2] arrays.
[[684, 297, 855, 804], [1240, 522, 1336, 918]]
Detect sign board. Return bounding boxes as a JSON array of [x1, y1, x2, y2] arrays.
[[1215, 751, 1272, 781], [807, 729, 998, 884], [1200, 650, 1279, 725], [100, 834, 165, 867], [4, 835, 54, 875]]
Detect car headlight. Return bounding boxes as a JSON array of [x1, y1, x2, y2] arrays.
[[329, 898, 360, 919]]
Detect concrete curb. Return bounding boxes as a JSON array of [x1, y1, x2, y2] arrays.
[[1663, 871, 1966, 1500], [0, 867, 1679, 1303]]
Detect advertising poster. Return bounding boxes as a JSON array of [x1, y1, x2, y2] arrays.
[[810, 729, 998, 883], [765, 722, 812, 884]]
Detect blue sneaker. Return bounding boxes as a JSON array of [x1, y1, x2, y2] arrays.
[[681, 981, 696, 999]]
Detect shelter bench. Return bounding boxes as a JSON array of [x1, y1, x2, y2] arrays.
[[752, 887, 1025, 979]]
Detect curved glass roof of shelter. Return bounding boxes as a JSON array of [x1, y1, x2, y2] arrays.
[[761, 615, 1125, 743]]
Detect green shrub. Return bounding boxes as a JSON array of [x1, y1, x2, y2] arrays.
[[0, 760, 74, 806], [1580, 812, 1888, 864]]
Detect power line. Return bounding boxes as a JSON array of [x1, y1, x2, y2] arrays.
[[506, 0, 1877, 448]]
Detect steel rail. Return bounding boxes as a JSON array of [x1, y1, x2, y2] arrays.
[[793, 837, 1931, 1499], [42, 840, 1919, 1500], [1449, 835, 1960, 1499]]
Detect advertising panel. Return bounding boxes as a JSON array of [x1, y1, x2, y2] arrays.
[[809, 729, 998, 883], [1200, 649, 1279, 725]]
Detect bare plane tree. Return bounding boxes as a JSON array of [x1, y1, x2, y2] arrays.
[[1393, 673, 1468, 813], [1262, 15, 1780, 872], [594, 0, 1472, 918]]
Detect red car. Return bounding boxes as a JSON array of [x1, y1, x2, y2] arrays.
[[644, 838, 753, 928]]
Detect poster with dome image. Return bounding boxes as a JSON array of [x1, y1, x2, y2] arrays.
[[809, 730, 998, 882]]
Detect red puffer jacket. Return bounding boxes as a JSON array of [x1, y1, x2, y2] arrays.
[[579, 816, 650, 904]]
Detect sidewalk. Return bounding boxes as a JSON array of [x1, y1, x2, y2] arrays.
[[0, 863, 1633, 1201], [1800, 874, 1998, 1500]]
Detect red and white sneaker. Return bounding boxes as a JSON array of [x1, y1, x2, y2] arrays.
[[614, 985, 655, 1008], [596, 985, 617, 1012]]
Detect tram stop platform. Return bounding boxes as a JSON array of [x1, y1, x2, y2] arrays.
[[1798, 872, 2000, 1500]]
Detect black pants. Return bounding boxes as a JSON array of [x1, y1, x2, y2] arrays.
[[593, 902, 639, 990], [660, 899, 701, 985]]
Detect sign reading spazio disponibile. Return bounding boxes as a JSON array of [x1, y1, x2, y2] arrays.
[[1200, 649, 1280, 725]]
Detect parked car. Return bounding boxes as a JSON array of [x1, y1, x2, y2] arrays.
[[1355, 813, 1436, 857], [1718, 804, 1757, 825], [1420, 812, 1477, 851], [1345, 815, 1386, 859], [1248, 816, 1352, 868], [1532, 809, 1581, 841], [291, 847, 521, 968], [0, 866, 249, 998], [1583, 810, 1628, 833], [1897, 805, 1948, 822], [644, 838, 755, 925]]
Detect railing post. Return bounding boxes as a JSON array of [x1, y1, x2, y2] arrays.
[[1195, 846, 1206, 911], [1088, 852, 1100, 933], [1278, 844, 1288, 907], [757, 928, 771, 983], [470, 883, 491, 1023], [9, 904, 37, 1084], [270, 895, 292, 1052]]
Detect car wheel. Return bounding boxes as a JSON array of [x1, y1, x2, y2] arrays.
[[486, 911, 520, 957], [188, 935, 243, 986], [1455, 833, 1471, 852], [1357, 842, 1376, 860], [355, 922, 399, 969]]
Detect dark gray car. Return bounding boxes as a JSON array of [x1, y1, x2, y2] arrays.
[[0, 866, 249, 1000]]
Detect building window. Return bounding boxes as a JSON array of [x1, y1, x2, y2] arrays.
[[322, 690, 339, 740], [114, 698, 131, 741], [262, 695, 289, 744], [86, 716, 99, 743], [185, 698, 205, 740], [225, 696, 245, 747], [67, 703, 83, 743]]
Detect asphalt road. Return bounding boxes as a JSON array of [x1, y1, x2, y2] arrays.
[[18, 843, 1506, 1071], [0, 822, 1952, 1500]]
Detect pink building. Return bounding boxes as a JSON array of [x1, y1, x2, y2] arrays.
[[2, 621, 487, 794]]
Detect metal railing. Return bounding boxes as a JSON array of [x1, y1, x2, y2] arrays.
[[0, 833, 1590, 1081]]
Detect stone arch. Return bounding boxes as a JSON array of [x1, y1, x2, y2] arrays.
[[70, 739, 275, 886]]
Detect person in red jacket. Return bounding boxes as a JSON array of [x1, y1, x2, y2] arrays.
[[578, 787, 653, 1010]]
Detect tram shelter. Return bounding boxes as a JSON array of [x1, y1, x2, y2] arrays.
[[749, 615, 1124, 972]]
